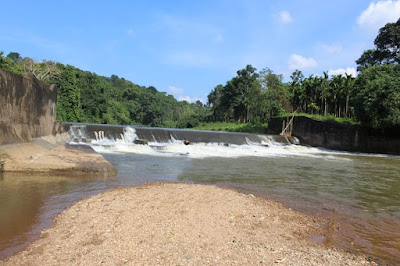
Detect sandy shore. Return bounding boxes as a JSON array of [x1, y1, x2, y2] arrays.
[[0, 134, 116, 175], [1, 183, 373, 265]]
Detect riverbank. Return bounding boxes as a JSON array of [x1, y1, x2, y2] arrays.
[[0, 133, 116, 175], [1, 183, 373, 265]]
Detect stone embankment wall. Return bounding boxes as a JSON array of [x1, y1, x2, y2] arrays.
[[0, 69, 58, 145], [268, 116, 400, 155]]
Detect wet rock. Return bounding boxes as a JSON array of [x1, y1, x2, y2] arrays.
[[134, 139, 149, 145]]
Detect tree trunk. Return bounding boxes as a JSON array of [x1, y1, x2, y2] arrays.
[[334, 103, 337, 117]]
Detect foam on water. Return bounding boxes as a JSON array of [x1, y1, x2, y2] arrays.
[[74, 130, 331, 161], [67, 125, 400, 161]]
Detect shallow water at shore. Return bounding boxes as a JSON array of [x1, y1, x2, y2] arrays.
[[176, 154, 400, 264], [1, 146, 400, 264]]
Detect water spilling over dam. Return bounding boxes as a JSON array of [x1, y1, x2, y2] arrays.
[[65, 122, 298, 145], [63, 123, 307, 159]]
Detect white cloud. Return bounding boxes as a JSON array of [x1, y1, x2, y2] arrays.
[[178, 96, 205, 104], [168, 86, 205, 104], [279, 11, 293, 24], [288, 54, 318, 70], [328, 67, 357, 77], [127, 29, 135, 35], [357, 0, 400, 33], [321, 44, 342, 54], [168, 85, 184, 94]]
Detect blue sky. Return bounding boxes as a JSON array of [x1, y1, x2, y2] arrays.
[[1, 1, 400, 104]]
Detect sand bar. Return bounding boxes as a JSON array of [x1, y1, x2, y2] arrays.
[[0, 134, 116, 175], [1, 183, 373, 265]]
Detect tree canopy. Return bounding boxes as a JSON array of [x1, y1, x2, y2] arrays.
[[353, 64, 400, 128], [356, 18, 400, 71]]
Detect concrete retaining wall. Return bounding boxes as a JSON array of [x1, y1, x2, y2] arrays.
[[0, 69, 57, 145], [268, 116, 400, 155]]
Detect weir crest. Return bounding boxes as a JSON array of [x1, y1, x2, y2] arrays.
[[65, 123, 299, 147]]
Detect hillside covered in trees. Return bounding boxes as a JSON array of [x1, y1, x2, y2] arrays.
[[0, 52, 208, 128], [1, 19, 399, 130]]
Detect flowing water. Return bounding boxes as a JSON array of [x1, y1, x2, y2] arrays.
[[0, 125, 399, 264]]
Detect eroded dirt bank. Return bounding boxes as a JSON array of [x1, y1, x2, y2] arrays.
[[1, 183, 373, 265]]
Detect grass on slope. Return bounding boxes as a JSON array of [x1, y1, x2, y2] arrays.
[[193, 122, 267, 134], [280, 113, 360, 126]]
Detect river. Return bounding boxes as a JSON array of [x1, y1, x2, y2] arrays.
[[0, 127, 399, 264]]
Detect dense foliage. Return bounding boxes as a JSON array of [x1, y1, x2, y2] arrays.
[[0, 52, 208, 128], [52, 65, 208, 127], [207, 65, 261, 123], [207, 19, 400, 129], [1, 19, 399, 130], [356, 18, 400, 71], [0, 51, 23, 75], [207, 66, 355, 124], [353, 64, 400, 128]]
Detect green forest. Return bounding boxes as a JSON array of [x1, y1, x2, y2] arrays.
[[1, 19, 399, 130], [0, 51, 208, 128]]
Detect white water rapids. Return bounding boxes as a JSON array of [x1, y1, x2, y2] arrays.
[[68, 126, 396, 161]]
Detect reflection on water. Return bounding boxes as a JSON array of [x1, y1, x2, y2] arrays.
[[0, 173, 68, 258], [0, 173, 116, 258], [0, 150, 399, 264]]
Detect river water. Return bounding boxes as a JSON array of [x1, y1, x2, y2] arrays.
[[0, 129, 399, 264]]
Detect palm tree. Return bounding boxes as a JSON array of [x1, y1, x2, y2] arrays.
[[343, 73, 355, 117], [330, 75, 344, 117]]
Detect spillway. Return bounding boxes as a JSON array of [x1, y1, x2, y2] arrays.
[[63, 122, 298, 146]]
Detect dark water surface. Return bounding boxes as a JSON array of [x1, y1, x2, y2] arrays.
[[0, 151, 399, 264]]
